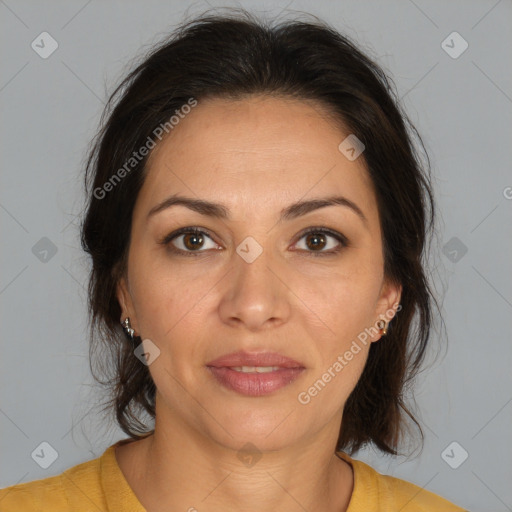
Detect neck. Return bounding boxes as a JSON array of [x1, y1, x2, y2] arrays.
[[128, 400, 354, 512]]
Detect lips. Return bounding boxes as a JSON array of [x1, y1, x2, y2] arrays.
[[206, 351, 305, 396], [206, 350, 304, 369]]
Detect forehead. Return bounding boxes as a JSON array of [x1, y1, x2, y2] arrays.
[[136, 95, 378, 224]]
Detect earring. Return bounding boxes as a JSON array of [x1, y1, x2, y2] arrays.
[[122, 317, 135, 339], [377, 319, 388, 336]]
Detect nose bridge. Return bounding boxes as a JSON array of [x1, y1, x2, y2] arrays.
[[235, 234, 272, 281], [218, 233, 289, 329], [233, 233, 278, 298]]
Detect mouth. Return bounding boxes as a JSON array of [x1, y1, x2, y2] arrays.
[[230, 366, 283, 373], [206, 351, 305, 396]]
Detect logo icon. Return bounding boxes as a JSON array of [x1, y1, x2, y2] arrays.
[[134, 339, 161, 365], [441, 32, 468, 59], [236, 236, 263, 264], [31, 32, 59, 59], [338, 134, 365, 161], [237, 442, 262, 468], [442, 237, 468, 263], [31, 441, 59, 469], [441, 441, 469, 469], [32, 237, 58, 263]]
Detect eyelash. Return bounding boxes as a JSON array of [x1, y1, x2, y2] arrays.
[[159, 226, 349, 258]]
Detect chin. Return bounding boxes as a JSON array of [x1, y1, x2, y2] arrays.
[[202, 403, 306, 452]]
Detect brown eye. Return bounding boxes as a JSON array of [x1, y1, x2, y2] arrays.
[[304, 232, 327, 251], [161, 227, 219, 256], [294, 228, 348, 256], [182, 232, 205, 251]]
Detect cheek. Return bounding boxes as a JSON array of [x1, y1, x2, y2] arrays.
[[291, 261, 381, 403], [295, 275, 374, 416], [127, 241, 199, 323], [296, 261, 383, 343], [131, 272, 206, 343]]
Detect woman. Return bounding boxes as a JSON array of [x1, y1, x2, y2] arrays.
[[0, 9, 466, 511]]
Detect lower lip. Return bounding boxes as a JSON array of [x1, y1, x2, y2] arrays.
[[207, 367, 305, 396]]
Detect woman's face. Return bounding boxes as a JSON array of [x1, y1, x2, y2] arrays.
[[117, 95, 400, 451]]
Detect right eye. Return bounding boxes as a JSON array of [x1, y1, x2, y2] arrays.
[[160, 227, 220, 256]]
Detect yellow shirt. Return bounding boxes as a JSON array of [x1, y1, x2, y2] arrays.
[[0, 439, 467, 511]]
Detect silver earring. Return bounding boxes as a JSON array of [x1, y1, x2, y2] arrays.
[[122, 317, 135, 339]]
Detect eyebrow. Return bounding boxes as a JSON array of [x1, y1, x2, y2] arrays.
[[147, 194, 368, 225]]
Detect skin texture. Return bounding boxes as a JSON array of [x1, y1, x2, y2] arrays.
[[116, 94, 401, 512]]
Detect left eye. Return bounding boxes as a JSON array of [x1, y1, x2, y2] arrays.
[[293, 228, 347, 255]]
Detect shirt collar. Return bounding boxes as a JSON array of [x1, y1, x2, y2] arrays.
[[100, 439, 146, 511]]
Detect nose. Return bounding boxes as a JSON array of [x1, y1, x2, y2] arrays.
[[217, 242, 291, 331]]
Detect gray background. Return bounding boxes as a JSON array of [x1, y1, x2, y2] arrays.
[[1, 1, 511, 510]]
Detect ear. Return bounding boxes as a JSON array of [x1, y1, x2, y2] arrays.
[[116, 276, 139, 334], [371, 279, 402, 342]]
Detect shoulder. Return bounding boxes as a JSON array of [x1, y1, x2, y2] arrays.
[[0, 449, 106, 512], [337, 452, 467, 512], [0, 473, 66, 511]]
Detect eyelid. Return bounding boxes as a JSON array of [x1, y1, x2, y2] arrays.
[[158, 226, 219, 248], [295, 226, 348, 246], [292, 226, 348, 256]]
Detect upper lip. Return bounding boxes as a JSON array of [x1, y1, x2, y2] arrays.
[[206, 350, 304, 368]]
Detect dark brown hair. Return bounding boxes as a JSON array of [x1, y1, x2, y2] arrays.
[[81, 8, 436, 456]]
